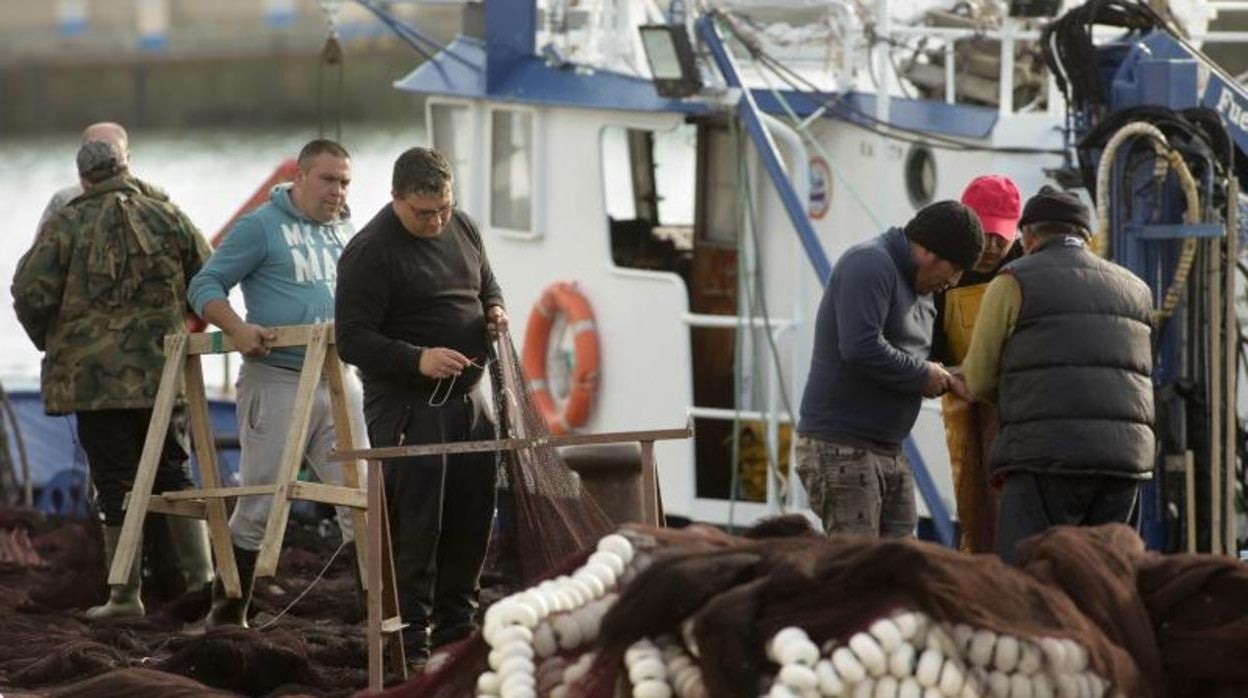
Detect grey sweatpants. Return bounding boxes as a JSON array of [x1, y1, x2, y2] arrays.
[[229, 361, 368, 551]]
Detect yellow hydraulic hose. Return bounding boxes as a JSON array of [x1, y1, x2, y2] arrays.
[[1092, 121, 1201, 325]]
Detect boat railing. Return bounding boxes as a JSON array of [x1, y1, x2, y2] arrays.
[[878, 7, 1248, 117], [682, 311, 796, 511]]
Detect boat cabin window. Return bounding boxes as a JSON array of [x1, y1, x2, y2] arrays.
[[601, 124, 694, 276], [429, 102, 474, 206], [490, 109, 534, 232]]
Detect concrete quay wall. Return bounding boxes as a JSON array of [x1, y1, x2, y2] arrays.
[[0, 1, 461, 134]]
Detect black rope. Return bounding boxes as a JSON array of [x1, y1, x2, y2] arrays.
[[1039, 0, 1175, 116]]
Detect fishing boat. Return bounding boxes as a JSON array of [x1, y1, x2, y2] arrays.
[[7, 0, 1243, 552], [349, 0, 1244, 553]]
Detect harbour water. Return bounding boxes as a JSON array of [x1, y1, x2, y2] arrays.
[[0, 121, 425, 391]]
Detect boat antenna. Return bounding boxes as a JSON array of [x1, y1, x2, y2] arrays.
[[317, 0, 345, 142]]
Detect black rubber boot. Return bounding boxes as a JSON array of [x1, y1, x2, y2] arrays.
[[206, 546, 257, 628], [167, 516, 214, 591]]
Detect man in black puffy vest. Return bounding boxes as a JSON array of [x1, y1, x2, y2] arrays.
[[960, 186, 1154, 564]]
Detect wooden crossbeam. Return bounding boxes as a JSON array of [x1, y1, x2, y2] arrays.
[[186, 325, 333, 356], [145, 496, 207, 519], [161, 484, 279, 501], [288, 481, 367, 510], [331, 425, 693, 462]]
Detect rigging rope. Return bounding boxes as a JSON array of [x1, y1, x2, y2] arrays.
[[716, 12, 1063, 156], [317, 0, 345, 142], [753, 59, 885, 229]]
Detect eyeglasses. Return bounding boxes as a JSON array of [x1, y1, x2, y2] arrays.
[[427, 356, 493, 407], [402, 196, 454, 223]]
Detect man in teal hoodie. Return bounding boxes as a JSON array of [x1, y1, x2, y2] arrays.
[[187, 138, 365, 626]]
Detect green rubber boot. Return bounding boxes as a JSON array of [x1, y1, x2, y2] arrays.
[[167, 516, 214, 590], [86, 526, 144, 619]]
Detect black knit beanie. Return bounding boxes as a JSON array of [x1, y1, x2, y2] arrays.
[[903, 200, 984, 270], [1018, 185, 1091, 233]]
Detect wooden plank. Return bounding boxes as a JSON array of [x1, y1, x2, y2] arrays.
[[145, 496, 207, 519], [110, 334, 188, 586], [639, 440, 659, 526], [324, 346, 370, 592], [289, 481, 367, 510], [254, 324, 329, 578], [185, 353, 242, 597], [184, 324, 335, 356], [1184, 450, 1197, 554], [1225, 178, 1239, 556], [381, 616, 408, 634], [161, 484, 279, 501], [366, 460, 385, 691], [1209, 238, 1223, 555], [331, 425, 694, 462], [380, 467, 406, 681]]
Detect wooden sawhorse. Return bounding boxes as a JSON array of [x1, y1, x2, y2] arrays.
[[110, 323, 406, 680]]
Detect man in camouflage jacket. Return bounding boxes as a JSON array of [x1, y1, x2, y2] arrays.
[[11, 140, 214, 618]]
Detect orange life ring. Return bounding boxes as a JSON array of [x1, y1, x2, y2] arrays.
[[522, 282, 600, 435]]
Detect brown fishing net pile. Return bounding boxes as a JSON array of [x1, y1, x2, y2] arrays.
[[0, 332, 625, 696], [374, 518, 1248, 698], [0, 510, 371, 697], [351, 338, 1248, 697]]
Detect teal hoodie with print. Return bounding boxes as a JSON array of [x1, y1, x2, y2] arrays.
[[188, 184, 354, 369]]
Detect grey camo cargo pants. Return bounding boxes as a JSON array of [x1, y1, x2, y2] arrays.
[[795, 435, 917, 538]]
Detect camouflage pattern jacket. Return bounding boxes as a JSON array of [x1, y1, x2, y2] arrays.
[[11, 175, 211, 414]]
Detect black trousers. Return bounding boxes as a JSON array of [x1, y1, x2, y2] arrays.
[[996, 471, 1140, 565], [75, 406, 195, 525], [365, 389, 497, 651]]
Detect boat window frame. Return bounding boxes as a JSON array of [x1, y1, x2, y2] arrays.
[[425, 97, 482, 216], [486, 104, 544, 241]]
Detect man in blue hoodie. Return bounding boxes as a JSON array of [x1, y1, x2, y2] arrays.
[[796, 200, 983, 538], [187, 138, 365, 626]]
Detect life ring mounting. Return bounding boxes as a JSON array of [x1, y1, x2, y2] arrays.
[[521, 282, 600, 435]]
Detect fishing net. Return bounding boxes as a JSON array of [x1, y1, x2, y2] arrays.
[[488, 332, 615, 585], [0, 509, 369, 695], [380, 518, 1248, 698], [156, 626, 321, 695], [48, 668, 237, 698]]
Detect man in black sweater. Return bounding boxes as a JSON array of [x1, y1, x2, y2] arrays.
[[335, 147, 507, 659]]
